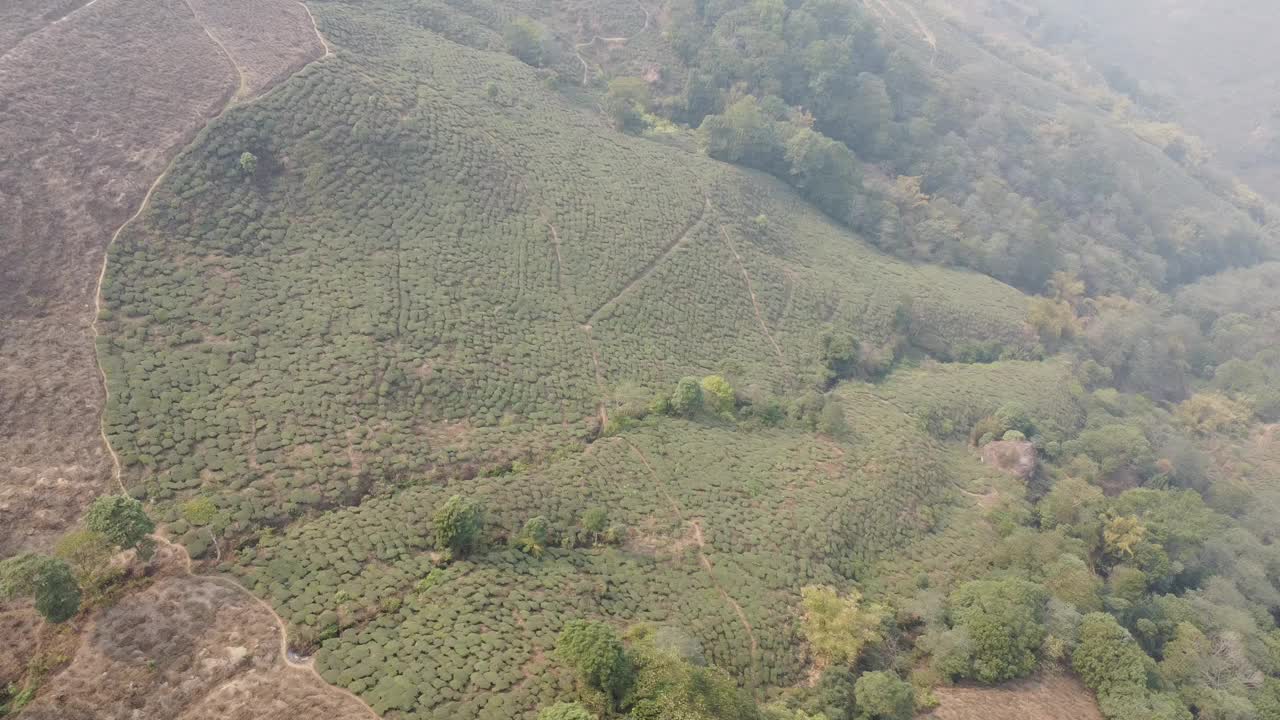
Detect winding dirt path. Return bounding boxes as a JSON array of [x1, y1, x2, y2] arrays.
[[622, 439, 761, 690], [182, 0, 249, 99], [572, 0, 651, 85]]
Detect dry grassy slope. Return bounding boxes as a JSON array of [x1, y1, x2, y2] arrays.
[[0, 0, 321, 556], [18, 547, 372, 720]]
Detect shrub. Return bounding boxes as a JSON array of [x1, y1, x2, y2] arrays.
[[0, 554, 82, 623], [433, 495, 484, 557], [671, 377, 705, 417], [700, 375, 735, 414], [556, 621, 633, 707], [537, 703, 595, 720], [504, 18, 552, 67], [85, 495, 155, 553], [800, 586, 886, 668], [1073, 612, 1150, 696], [947, 578, 1048, 683], [853, 672, 914, 720]]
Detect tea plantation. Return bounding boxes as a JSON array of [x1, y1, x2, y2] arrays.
[[86, 0, 1210, 718]]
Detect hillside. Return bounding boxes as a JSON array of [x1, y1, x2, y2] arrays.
[[6, 0, 1280, 719]]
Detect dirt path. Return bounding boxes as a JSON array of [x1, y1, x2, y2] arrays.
[[870, 0, 937, 66], [622, 439, 761, 690], [583, 325, 610, 428], [715, 222, 785, 365], [298, 0, 333, 58], [182, 0, 250, 99], [573, 1, 651, 85], [586, 194, 709, 325]]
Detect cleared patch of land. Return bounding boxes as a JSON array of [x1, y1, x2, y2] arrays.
[[929, 673, 1103, 720], [18, 552, 373, 719]]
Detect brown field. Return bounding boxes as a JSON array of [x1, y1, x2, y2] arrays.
[[18, 549, 373, 719], [928, 673, 1104, 720], [0, 0, 322, 556]]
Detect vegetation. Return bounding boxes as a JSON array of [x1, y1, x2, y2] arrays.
[[0, 554, 81, 623], [50, 0, 1280, 717]]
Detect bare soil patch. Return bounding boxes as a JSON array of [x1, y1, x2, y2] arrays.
[[928, 673, 1103, 720], [185, 0, 327, 98], [18, 573, 372, 719]]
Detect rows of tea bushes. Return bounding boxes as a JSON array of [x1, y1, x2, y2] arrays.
[[230, 405, 973, 717]]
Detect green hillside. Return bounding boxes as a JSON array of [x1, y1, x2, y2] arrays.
[[45, 0, 1280, 719]]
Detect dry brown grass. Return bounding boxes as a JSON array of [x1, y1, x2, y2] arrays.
[[19, 571, 371, 719], [928, 673, 1103, 720]]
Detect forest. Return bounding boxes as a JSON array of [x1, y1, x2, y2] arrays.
[[6, 0, 1280, 718]]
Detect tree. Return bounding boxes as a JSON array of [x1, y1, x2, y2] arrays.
[[0, 554, 82, 623], [1029, 297, 1078, 348], [517, 516, 550, 557], [581, 508, 609, 544], [800, 586, 887, 668], [1073, 612, 1150, 696], [671, 377, 705, 417], [239, 151, 258, 177], [699, 97, 786, 174], [536, 702, 595, 720], [433, 495, 484, 557], [1103, 514, 1147, 561], [785, 127, 861, 220], [1038, 476, 1104, 530], [700, 375, 735, 414], [818, 402, 849, 437], [556, 621, 633, 707], [853, 672, 914, 720], [85, 495, 155, 556], [947, 578, 1048, 683], [605, 77, 651, 133], [504, 18, 552, 67], [54, 529, 117, 594]]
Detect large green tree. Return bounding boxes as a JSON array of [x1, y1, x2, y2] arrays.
[[85, 495, 155, 555], [947, 577, 1047, 683], [556, 621, 633, 709], [433, 495, 484, 557]]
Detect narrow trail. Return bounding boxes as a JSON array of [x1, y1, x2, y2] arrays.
[[0, 0, 102, 65], [716, 222, 785, 365], [181, 0, 249, 100], [298, 0, 333, 58], [85, 3, 361, 714], [895, 0, 938, 66], [573, 0, 651, 86], [586, 194, 709, 325], [584, 326, 610, 428], [623, 439, 761, 691]]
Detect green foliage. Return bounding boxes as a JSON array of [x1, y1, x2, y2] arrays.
[[1073, 612, 1150, 696], [625, 631, 763, 720], [517, 516, 551, 556], [53, 529, 118, 595], [238, 151, 258, 177], [0, 554, 82, 623], [947, 578, 1048, 683], [606, 78, 652, 133], [800, 586, 886, 668], [85, 495, 154, 552], [537, 702, 595, 720], [670, 377, 705, 417], [557, 621, 633, 707], [852, 672, 914, 720], [433, 495, 484, 557], [699, 375, 735, 414], [181, 496, 218, 526], [504, 17, 552, 67]]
